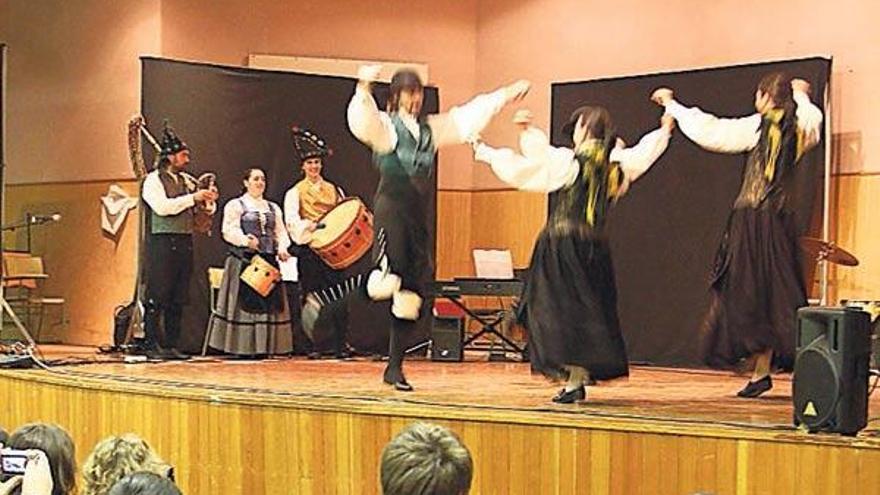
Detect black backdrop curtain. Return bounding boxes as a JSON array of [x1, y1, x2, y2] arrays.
[[141, 57, 439, 354], [551, 57, 830, 367]]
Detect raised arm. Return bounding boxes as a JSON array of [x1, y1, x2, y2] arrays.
[[473, 125, 578, 193], [428, 80, 531, 148], [791, 79, 823, 152], [610, 115, 674, 185], [346, 65, 397, 154], [652, 88, 760, 154]]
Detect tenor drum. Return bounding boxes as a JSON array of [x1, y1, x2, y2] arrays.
[[240, 254, 281, 297], [309, 198, 374, 270]]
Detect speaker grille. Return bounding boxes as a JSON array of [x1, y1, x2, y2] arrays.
[[793, 345, 839, 428]]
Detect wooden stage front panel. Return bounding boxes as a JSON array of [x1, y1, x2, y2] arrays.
[[2, 353, 880, 494]]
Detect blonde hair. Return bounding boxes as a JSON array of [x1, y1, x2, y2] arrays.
[[82, 434, 170, 495]]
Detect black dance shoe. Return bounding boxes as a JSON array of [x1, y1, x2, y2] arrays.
[[383, 368, 414, 392], [384, 378, 414, 392], [143, 347, 171, 360], [334, 348, 353, 360], [143, 345, 178, 361], [552, 386, 586, 404], [736, 375, 773, 398], [166, 348, 191, 361]]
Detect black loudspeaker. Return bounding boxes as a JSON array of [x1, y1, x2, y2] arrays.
[[431, 316, 464, 362], [793, 306, 871, 435]]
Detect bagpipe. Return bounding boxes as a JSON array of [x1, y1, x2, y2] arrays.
[[126, 115, 217, 234]]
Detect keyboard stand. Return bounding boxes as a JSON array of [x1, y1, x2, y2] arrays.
[[442, 295, 526, 359]]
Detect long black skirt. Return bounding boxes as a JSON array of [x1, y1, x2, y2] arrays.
[[700, 206, 806, 371], [520, 229, 628, 381]]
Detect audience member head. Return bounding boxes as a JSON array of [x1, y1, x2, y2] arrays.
[[380, 422, 473, 495], [7, 423, 76, 495], [82, 434, 172, 495], [107, 472, 181, 495]]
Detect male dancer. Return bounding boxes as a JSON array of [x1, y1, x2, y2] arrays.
[[347, 65, 529, 390]]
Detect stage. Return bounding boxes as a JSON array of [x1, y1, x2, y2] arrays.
[[2, 346, 880, 494]]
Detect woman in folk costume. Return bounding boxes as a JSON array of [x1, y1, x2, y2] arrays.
[[284, 128, 352, 359], [652, 74, 822, 397], [473, 107, 673, 403], [347, 64, 531, 391], [208, 168, 293, 356]]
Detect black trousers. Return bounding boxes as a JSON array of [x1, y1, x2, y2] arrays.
[[373, 196, 432, 379], [144, 234, 193, 349]]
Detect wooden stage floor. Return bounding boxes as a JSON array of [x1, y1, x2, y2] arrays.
[[5, 345, 880, 494], [22, 345, 880, 434]]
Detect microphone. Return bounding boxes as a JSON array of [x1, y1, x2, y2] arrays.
[[30, 213, 62, 224]]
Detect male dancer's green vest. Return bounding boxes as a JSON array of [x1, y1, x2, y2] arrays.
[[374, 114, 436, 199]]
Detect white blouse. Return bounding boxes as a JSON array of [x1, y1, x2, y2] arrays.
[[346, 85, 510, 153], [663, 90, 822, 154], [474, 125, 671, 194], [142, 170, 217, 217], [221, 194, 291, 254]]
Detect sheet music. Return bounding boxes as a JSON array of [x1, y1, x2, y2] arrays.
[[279, 256, 299, 282], [472, 249, 514, 279]]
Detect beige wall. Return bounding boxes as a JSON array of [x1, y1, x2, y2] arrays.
[[0, 0, 161, 183]]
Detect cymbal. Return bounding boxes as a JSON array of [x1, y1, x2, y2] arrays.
[[800, 237, 859, 266]]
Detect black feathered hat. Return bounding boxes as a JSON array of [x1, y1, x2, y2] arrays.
[[291, 126, 331, 162], [159, 121, 188, 156]]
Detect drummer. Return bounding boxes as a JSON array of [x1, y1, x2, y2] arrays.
[[284, 127, 353, 359], [207, 167, 294, 357]]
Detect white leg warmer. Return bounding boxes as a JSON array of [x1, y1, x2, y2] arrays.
[[366, 269, 402, 301], [391, 290, 422, 321]]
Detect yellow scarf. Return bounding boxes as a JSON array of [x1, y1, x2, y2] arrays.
[[763, 109, 784, 182], [576, 140, 622, 228]]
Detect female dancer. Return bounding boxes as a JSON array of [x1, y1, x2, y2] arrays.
[[473, 106, 673, 402], [652, 74, 822, 397]]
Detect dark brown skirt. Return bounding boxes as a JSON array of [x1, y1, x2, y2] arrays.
[[700, 206, 806, 371], [519, 229, 629, 381]]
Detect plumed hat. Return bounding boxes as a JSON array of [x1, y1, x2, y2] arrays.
[[159, 121, 188, 156], [291, 126, 331, 162]]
